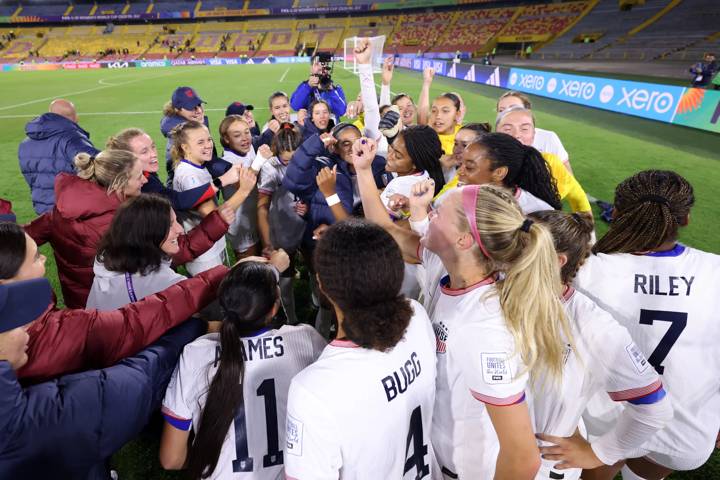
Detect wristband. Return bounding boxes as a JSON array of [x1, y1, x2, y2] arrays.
[[325, 193, 341, 207], [251, 153, 269, 172], [212, 177, 223, 189]]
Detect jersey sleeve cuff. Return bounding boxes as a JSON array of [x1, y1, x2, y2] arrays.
[[471, 389, 525, 406], [608, 379, 666, 404], [162, 406, 192, 431]]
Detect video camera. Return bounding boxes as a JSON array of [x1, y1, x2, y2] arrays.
[[312, 52, 334, 91]]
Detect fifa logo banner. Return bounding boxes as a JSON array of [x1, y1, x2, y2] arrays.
[[506, 67, 719, 133]]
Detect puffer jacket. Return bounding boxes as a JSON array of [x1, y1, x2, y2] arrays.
[[283, 133, 388, 238], [0, 319, 204, 480], [18, 113, 99, 214], [19, 264, 228, 385], [24, 174, 229, 308]]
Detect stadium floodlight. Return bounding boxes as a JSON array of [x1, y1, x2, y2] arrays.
[[343, 35, 386, 74]]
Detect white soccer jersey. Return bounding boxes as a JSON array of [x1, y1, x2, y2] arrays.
[[421, 246, 526, 479], [222, 148, 259, 252], [534, 128, 568, 165], [529, 287, 664, 480], [380, 171, 430, 219], [257, 158, 306, 252], [162, 325, 326, 480], [514, 187, 554, 214], [173, 160, 227, 272], [284, 300, 437, 480], [575, 245, 720, 469]]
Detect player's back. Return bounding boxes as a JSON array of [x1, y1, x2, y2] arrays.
[[284, 300, 437, 480], [575, 245, 720, 468], [162, 324, 326, 479]]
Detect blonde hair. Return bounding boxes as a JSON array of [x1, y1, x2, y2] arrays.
[[163, 100, 180, 117], [169, 120, 207, 165], [106, 127, 146, 152], [74, 149, 137, 196], [218, 115, 249, 149], [456, 185, 573, 382], [497, 90, 532, 111]]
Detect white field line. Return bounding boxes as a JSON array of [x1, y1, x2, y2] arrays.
[[0, 106, 269, 119], [0, 69, 186, 112], [279, 67, 290, 82]]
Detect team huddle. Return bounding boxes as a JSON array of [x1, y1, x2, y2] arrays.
[[4, 39, 719, 480]]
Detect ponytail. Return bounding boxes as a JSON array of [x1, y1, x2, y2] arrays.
[[473, 133, 561, 210], [163, 100, 178, 117], [186, 261, 278, 479], [105, 127, 146, 152], [593, 170, 694, 255], [459, 185, 572, 382]]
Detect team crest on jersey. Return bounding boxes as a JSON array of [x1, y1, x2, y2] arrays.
[[433, 322, 449, 354], [481, 352, 512, 384], [625, 342, 650, 374], [286, 414, 303, 456]]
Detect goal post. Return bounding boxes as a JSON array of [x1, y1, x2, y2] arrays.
[[342, 35, 386, 74]]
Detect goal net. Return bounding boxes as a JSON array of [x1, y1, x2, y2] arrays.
[[342, 35, 386, 74]]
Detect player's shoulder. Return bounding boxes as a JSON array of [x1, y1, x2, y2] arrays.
[[182, 332, 220, 359], [565, 288, 620, 335]]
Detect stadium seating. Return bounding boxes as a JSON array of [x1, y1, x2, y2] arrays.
[[388, 12, 453, 54], [501, 1, 589, 38], [435, 7, 515, 53]]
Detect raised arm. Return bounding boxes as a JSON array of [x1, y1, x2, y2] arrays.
[[354, 137, 421, 263], [354, 38, 380, 140], [417, 67, 434, 126], [380, 56, 394, 106]]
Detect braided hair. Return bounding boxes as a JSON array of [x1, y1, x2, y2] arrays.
[[397, 125, 445, 196], [593, 170, 694, 254], [473, 133, 561, 210]]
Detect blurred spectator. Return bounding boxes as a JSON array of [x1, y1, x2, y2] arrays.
[[690, 53, 717, 88], [18, 99, 100, 214]]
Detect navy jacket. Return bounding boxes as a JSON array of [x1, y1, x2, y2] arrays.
[[18, 113, 99, 214], [301, 117, 334, 142], [142, 172, 215, 211], [0, 319, 204, 480], [290, 81, 347, 118], [283, 134, 387, 238]]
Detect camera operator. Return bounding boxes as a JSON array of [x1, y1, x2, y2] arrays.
[[290, 52, 347, 118], [689, 53, 717, 88]]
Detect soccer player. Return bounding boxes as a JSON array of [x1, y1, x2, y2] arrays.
[[527, 210, 673, 480], [284, 218, 437, 479], [575, 170, 720, 480], [355, 137, 566, 479], [159, 256, 326, 479]]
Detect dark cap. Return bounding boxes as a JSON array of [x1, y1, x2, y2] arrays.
[[171, 86, 205, 111], [225, 101, 254, 117], [0, 278, 52, 333]]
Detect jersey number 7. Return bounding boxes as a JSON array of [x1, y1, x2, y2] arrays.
[[233, 378, 283, 472], [639, 309, 687, 375]]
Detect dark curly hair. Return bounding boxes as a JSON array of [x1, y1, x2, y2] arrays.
[[528, 210, 594, 284], [472, 132, 561, 210], [314, 218, 412, 351], [396, 125, 445, 196], [96, 194, 173, 275], [593, 170, 694, 254]]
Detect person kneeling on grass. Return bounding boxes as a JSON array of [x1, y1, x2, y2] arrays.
[[0, 276, 206, 479]]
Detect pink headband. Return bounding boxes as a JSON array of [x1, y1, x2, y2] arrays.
[[461, 185, 492, 259]]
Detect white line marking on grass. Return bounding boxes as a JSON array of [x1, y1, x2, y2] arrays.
[[0, 70, 185, 112], [279, 67, 290, 82], [0, 106, 270, 119]]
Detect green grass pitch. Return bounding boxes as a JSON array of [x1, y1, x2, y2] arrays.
[[0, 63, 717, 478]]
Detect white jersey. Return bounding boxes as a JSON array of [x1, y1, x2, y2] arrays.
[[222, 148, 259, 252], [380, 171, 429, 219], [421, 247, 526, 479], [257, 157, 306, 252], [534, 128, 568, 165], [514, 187, 554, 214], [529, 287, 664, 480], [173, 160, 227, 271], [284, 300, 437, 480], [162, 325, 326, 480], [575, 245, 720, 469]]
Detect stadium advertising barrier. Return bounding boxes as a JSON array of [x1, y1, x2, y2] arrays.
[[507, 67, 719, 133], [394, 56, 510, 89]]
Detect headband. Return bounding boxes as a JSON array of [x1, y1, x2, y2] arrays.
[[331, 122, 359, 139], [637, 194, 670, 208], [461, 185, 492, 259]]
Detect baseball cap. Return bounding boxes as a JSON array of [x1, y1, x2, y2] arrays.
[[0, 278, 52, 333], [225, 101, 254, 117], [171, 86, 205, 111]]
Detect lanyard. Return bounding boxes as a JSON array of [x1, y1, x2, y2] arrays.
[[124, 273, 138, 303]]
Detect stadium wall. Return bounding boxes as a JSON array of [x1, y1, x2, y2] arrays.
[[396, 58, 720, 134]]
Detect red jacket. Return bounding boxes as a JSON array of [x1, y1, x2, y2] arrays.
[[18, 264, 229, 385], [25, 173, 229, 308]]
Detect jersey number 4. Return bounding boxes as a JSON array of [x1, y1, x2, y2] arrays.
[[404, 405, 430, 479], [232, 378, 283, 472], [639, 309, 687, 375]]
